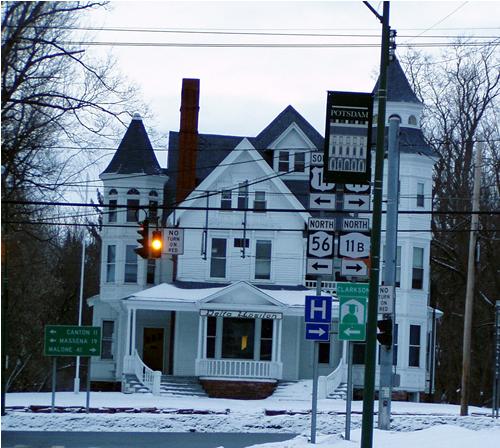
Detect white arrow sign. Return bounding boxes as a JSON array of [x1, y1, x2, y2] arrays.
[[341, 258, 368, 277], [339, 232, 370, 258], [344, 327, 361, 336], [309, 193, 336, 210], [309, 327, 327, 337], [343, 194, 370, 212], [306, 258, 333, 275]]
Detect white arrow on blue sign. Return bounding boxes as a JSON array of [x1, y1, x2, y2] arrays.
[[305, 323, 330, 341], [305, 295, 332, 324]]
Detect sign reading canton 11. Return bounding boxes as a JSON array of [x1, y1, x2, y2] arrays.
[[323, 91, 373, 184]]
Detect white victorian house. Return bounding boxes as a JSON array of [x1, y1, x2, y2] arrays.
[[89, 59, 438, 400]]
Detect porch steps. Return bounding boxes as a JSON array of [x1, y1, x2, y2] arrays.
[[327, 382, 348, 400], [159, 375, 207, 397], [123, 374, 207, 397]]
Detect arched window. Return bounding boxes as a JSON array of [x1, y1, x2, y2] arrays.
[[109, 189, 118, 196], [149, 190, 158, 197], [127, 189, 140, 222], [408, 115, 417, 126]]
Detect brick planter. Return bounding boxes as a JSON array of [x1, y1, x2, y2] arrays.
[[200, 379, 277, 399]]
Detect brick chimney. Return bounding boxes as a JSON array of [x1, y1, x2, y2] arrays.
[[176, 78, 200, 203]]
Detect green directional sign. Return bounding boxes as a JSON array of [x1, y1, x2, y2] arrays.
[[44, 325, 101, 357], [336, 282, 369, 298], [337, 282, 369, 341]]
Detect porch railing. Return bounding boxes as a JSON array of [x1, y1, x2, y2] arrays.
[[320, 341, 348, 399], [123, 350, 162, 396], [196, 359, 283, 380]]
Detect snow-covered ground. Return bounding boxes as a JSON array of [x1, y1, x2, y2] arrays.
[[2, 381, 500, 447]]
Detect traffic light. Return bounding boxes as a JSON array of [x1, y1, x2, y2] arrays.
[[150, 230, 163, 259], [377, 318, 393, 348], [134, 220, 149, 259]]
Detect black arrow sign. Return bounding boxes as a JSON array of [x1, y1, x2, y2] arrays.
[[312, 262, 329, 270], [347, 198, 366, 207], [314, 196, 333, 205], [346, 263, 363, 272]]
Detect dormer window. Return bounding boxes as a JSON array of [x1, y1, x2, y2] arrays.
[[221, 190, 232, 210], [408, 115, 417, 126], [278, 151, 289, 172], [254, 191, 266, 212], [294, 152, 305, 173]]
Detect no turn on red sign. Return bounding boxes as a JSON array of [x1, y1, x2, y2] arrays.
[[165, 228, 184, 255]]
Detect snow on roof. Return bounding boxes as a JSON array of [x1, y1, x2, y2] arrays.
[[125, 282, 336, 309]]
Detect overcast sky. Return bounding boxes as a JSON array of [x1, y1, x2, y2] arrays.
[[82, 0, 500, 169]]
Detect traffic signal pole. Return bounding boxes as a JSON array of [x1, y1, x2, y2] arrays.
[[378, 114, 401, 429], [361, 2, 390, 447]]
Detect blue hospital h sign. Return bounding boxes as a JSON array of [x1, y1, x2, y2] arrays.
[[305, 295, 332, 324]]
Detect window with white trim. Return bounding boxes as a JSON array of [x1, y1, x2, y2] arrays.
[[417, 182, 425, 207], [108, 189, 117, 223], [255, 240, 272, 280], [294, 152, 305, 172], [101, 320, 115, 360], [221, 190, 232, 210], [260, 319, 273, 361], [210, 238, 227, 278], [412, 247, 424, 289], [124, 245, 138, 283], [409, 324, 421, 367], [254, 191, 266, 212], [106, 245, 116, 283], [238, 183, 248, 209], [278, 151, 289, 172]]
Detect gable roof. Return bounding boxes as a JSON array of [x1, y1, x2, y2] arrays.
[[373, 57, 421, 104], [170, 138, 310, 223], [252, 105, 324, 150], [102, 114, 163, 175]]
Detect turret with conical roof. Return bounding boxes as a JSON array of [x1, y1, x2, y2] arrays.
[[101, 113, 163, 176]]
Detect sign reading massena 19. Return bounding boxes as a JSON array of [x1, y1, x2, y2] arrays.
[[44, 325, 101, 357]]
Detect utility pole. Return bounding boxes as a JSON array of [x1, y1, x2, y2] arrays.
[[378, 113, 400, 429], [460, 141, 482, 416], [361, 2, 390, 447]]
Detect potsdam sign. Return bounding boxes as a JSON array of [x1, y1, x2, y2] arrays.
[[323, 91, 373, 184]]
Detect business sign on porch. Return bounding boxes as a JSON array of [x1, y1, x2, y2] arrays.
[[323, 91, 373, 184], [165, 228, 184, 255], [44, 325, 101, 357], [200, 310, 283, 320]]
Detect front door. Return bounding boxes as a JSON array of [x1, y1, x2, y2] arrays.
[[143, 328, 164, 372]]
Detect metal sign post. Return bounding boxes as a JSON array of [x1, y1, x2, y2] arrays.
[[305, 293, 332, 444], [345, 341, 354, 440]]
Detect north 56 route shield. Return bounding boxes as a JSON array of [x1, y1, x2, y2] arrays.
[[323, 91, 373, 184], [44, 325, 101, 357]]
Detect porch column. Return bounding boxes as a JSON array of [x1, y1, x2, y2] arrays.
[[276, 318, 283, 363], [197, 314, 204, 359], [125, 307, 132, 356], [271, 319, 278, 362], [254, 319, 262, 361], [131, 308, 137, 356]]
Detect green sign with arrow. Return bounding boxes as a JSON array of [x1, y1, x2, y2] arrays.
[[337, 282, 369, 341], [44, 325, 101, 357]]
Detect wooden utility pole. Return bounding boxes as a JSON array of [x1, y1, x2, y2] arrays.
[[460, 141, 483, 416]]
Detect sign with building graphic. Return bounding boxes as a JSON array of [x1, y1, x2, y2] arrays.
[[336, 282, 369, 341], [323, 91, 373, 184]]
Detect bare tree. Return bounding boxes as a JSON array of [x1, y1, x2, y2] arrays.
[[1, 1, 145, 203], [401, 41, 500, 405]]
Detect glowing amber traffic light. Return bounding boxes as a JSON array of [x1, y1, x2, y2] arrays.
[[150, 230, 163, 258]]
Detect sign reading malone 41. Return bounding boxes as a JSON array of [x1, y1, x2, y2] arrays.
[[44, 325, 101, 357]]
